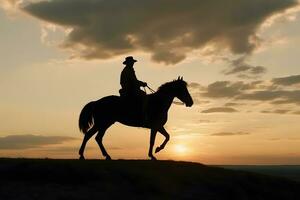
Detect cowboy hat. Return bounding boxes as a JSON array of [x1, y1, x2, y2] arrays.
[[123, 56, 137, 65]]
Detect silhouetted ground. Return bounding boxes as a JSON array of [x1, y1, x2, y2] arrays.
[[0, 158, 299, 200], [220, 165, 300, 182]]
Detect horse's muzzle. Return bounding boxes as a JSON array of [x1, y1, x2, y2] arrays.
[[186, 101, 193, 107]]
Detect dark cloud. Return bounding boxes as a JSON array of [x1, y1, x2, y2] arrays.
[[187, 82, 209, 105], [0, 134, 77, 149], [202, 81, 259, 98], [191, 75, 300, 114], [195, 77, 300, 105], [261, 109, 291, 114], [23, 0, 297, 64], [268, 138, 281, 141], [189, 99, 210, 106], [188, 82, 206, 91], [223, 56, 267, 78], [262, 110, 300, 115], [267, 137, 300, 141], [224, 102, 244, 107], [210, 131, 250, 136], [196, 100, 210, 104], [198, 119, 214, 123], [272, 75, 300, 86], [201, 107, 238, 113], [237, 90, 300, 105]]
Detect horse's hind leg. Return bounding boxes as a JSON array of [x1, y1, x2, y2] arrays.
[[155, 127, 170, 153], [95, 122, 113, 160], [79, 126, 98, 160]]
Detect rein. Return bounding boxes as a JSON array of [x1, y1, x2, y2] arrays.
[[146, 85, 156, 93], [143, 85, 184, 105]]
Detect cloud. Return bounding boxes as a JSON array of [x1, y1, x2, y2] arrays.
[[223, 56, 267, 79], [194, 75, 300, 106], [198, 119, 214, 123], [22, 0, 298, 64], [224, 102, 244, 107], [188, 82, 206, 91], [210, 131, 250, 136], [267, 138, 281, 141], [202, 81, 259, 98], [261, 109, 291, 114], [0, 134, 77, 149], [261, 109, 300, 115], [237, 90, 300, 105], [201, 107, 238, 113], [188, 74, 300, 116], [267, 137, 300, 141], [272, 75, 300, 86]]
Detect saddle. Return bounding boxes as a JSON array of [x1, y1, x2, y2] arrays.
[[119, 88, 148, 125], [119, 88, 146, 97]]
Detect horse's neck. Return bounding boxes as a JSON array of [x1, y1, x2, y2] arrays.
[[153, 91, 174, 112]]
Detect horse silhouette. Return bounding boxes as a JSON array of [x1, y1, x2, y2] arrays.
[[78, 77, 193, 160]]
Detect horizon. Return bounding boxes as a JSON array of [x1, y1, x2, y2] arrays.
[[1, 0, 300, 165], [1, 157, 300, 166]]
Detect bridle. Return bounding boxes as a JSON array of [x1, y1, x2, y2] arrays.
[[143, 85, 184, 105]]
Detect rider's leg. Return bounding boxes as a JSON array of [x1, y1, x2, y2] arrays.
[[142, 94, 148, 124], [136, 90, 147, 124]]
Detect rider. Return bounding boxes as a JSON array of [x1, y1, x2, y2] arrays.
[[119, 56, 148, 123], [120, 56, 147, 97]]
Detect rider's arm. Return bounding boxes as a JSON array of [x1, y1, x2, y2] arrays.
[[130, 68, 146, 87], [138, 80, 147, 87]]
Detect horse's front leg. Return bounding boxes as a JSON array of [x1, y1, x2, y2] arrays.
[[155, 127, 170, 153], [148, 129, 157, 160]]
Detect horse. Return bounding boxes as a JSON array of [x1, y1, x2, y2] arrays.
[[78, 77, 193, 160]]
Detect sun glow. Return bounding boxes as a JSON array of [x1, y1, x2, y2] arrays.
[[174, 144, 188, 154]]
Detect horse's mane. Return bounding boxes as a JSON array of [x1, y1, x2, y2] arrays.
[[157, 79, 187, 93]]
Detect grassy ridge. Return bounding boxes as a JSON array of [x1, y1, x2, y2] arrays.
[[0, 158, 299, 199]]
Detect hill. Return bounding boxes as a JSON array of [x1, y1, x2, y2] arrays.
[[220, 165, 300, 182], [0, 158, 299, 200]]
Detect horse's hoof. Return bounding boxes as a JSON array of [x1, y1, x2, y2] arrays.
[[150, 156, 157, 161], [79, 155, 85, 160], [155, 147, 161, 153], [105, 156, 112, 160]]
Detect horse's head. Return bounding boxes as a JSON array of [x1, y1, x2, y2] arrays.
[[173, 77, 193, 107]]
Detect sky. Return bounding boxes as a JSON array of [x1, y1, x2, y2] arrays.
[[0, 0, 300, 164]]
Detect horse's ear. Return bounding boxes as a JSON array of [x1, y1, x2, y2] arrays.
[[177, 76, 180, 80], [180, 76, 183, 80]]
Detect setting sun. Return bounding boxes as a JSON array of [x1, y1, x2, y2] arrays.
[[174, 144, 188, 154]]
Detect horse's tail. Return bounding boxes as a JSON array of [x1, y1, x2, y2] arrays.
[[79, 101, 95, 134]]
